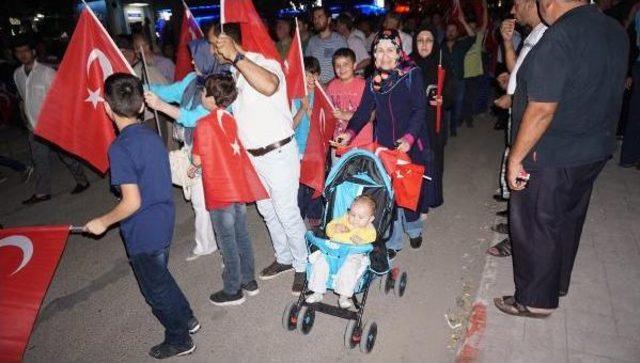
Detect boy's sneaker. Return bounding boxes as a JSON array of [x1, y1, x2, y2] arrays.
[[292, 272, 306, 296], [187, 317, 200, 334], [209, 290, 245, 306], [241, 280, 260, 296], [409, 235, 423, 249], [259, 261, 293, 280], [305, 292, 323, 303], [148, 339, 195, 359], [338, 295, 352, 309]]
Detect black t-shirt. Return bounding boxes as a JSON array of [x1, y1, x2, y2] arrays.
[[511, 5, 629, 169]]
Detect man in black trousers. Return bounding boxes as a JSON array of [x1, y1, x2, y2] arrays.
[[494, 0, 629, 318]]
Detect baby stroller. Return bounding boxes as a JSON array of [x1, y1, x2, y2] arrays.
[[281, 149, 408, 353]]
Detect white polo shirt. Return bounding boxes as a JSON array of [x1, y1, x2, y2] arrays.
[[13, 60, 56, 130], [231, 52, 294, 150]]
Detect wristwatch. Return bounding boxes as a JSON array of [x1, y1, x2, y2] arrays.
[[232, 53, 245, 66]]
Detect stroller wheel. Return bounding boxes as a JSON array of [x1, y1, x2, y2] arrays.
[[359, 321, 378, 353], [282, 301, 298, 331], [384, 273, 394, 295], [344, 320, 360, 349], [394, 270, 408, 297], [296, 305, 315, 335]]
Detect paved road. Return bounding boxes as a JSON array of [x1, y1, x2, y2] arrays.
[[2, 119, 507, 363], [475, 143, 640, 362]]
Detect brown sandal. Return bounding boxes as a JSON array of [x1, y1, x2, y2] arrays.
[[494, 296, 552, 319]]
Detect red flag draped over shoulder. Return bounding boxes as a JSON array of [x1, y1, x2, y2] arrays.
[[174, 3, 204, 81], [220, 0, 280, 61], [193, 109, 268, 209], [284, 18, 306, 102], [35, 8, 134, 173], [300, 84, 337, 198], [0, 226, 71, 363]]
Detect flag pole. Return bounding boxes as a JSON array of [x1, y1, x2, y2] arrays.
[[138, 46, 163, 137], [220, 0, 225, 33], [295, 18, 307, 97]]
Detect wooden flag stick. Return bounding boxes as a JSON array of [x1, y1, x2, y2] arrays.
[[138, 46, 163, 137]]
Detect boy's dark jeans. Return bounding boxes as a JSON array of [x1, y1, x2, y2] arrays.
[[209, 203, 255, 294], [129, 247, 193, 346]]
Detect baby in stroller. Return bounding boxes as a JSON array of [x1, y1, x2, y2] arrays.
[[306, 195, 377, 308]]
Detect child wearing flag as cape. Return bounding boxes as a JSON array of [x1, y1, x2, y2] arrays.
[[188, 74, 268, 306]]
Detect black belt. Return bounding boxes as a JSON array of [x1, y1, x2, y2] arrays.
[[246, 136, 293, 157]]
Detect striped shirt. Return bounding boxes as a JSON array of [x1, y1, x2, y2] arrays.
[[305, 32, 348, 84]]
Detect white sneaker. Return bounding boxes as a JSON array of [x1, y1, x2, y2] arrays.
[[305, 292, 323, 304], [338, 295, 352, 309]]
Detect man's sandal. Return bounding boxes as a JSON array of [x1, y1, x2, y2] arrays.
[[494, 296, 552, 319], [486, 238, 512, 257]]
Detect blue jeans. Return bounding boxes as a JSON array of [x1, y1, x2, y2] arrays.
[[129, 247, 193, 346], [209, 203, 255, 294], [386, 208, 424, 251]]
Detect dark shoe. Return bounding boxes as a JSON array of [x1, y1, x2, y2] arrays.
[[558, 290, 568, 297], [486, 238, 512, 257], [493, 194, 508, 202], [450, 130, 457, 137], [148, 339, 195, 359], [241, 280, 260, 297], [187, 317, 200, 334], [409, 235, 423, 249], [496, 209, 508, 217], [22, 194, 51, 205], [292, 272, 306, 296], [70, 182, 90, 194], [259, 261, 293, 280], [209, 290, 245, 306], [491, 223, 509, 235]]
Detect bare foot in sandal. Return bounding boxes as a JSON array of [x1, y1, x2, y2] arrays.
[[486, 238, 511, 257], [494, 296, 554, 318]]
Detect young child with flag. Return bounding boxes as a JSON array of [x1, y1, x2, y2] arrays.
[[84, 73, 198, 360], [292, 56, 324, 227], [188, 74, 268, 306], [326, 48, 372, 163]]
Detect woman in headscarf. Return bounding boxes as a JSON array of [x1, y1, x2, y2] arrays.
[[335, 29, 435, 256], [411, 26, 453, 211], [144, 37, 229, 261]]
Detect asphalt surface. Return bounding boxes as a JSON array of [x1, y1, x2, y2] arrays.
[[1, 118, 504, 363]]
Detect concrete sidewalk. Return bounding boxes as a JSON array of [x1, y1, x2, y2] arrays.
[[466, 151, 640, 362]]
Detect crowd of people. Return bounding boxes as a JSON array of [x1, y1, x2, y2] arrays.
[[1, 0, 639, 359]]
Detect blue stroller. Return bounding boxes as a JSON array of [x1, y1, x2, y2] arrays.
[[282, 150, 408, 353]]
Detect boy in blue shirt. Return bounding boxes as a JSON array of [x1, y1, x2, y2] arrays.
[[84, 74, 198, 359]]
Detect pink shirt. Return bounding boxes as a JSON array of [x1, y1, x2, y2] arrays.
[[326, 77, 373, 145]]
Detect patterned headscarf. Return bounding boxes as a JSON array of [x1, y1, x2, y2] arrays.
[[371, 29, 416, 93], [181, 39, 230, 110]]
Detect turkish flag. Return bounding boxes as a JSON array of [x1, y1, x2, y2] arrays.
[[436, 64, 446, 133], [35, 8, 134, 173], [284, 18, 306, 102], [300, 84, 337, 198], [0, 225, 71, 363], [337, 142, 425, 211], [174, 4, 204, 81], [220, 0, 280, 61], [193, 109, 268, 210]]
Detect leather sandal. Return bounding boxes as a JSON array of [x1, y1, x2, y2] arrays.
[[494, 296, 552, 319]]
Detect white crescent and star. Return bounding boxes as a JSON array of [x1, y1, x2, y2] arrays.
[[84, 48, 115, 109], [0, 235, 34, 276], [216, 109, 241, 156]]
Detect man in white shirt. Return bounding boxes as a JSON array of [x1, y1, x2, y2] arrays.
[[487, 0, 547, 258], [382, 12, 413, 54], [211, 24, 308, 296], [12, 36, 90, 205], [335, 14, 371, 73]]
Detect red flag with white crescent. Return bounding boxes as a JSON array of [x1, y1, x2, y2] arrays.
[[220, 0, 280, 61], [193, 109, 268, 209], [0, 225, 71, 363], [284, 18, 307, 102], [174, 3, 204, 81], [300, 84, 337, 198], [35, 8, 134, 173]]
